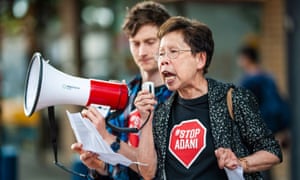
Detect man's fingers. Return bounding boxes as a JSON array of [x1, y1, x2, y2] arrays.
[[71, 143, 83, 153], [80, 152, 92, 161]]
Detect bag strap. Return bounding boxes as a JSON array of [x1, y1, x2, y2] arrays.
[[227, 88, 234, 120]]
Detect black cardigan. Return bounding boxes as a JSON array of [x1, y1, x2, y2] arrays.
[[153, 78, 282, 180]]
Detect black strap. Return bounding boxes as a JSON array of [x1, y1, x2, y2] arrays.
[[48, 106, 58, 163], [46, 106, 150, 178], [106, 110, 151, 133], [47, 106, 88, 178]]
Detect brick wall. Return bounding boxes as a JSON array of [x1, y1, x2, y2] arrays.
[[261, 0, 288, 95]]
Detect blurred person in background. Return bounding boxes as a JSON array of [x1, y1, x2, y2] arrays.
[[237, 46, 291, 179], [237, 46, 290, 136], [134, 16, 282, 180], [71, 1, 171, 180]]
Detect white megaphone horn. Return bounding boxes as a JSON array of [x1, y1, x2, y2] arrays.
[[24, 52, 129, 117]]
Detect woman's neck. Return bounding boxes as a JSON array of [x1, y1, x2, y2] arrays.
[[178, 78, 208, 99]]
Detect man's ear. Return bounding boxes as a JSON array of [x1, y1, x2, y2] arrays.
[[196, 51, 207, 70]]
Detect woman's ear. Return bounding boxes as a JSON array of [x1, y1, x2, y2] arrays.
[[196, 51, 207, 70]]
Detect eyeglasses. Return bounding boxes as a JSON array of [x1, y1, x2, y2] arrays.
[[155, 49, 192, 61]]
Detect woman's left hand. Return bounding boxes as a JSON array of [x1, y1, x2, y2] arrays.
[[215, 147, 240, 170]]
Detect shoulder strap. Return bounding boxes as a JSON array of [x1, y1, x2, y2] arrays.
[[227, 88, 234, 120]]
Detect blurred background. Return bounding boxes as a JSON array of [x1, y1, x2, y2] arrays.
[[0, 0, 299, 180]]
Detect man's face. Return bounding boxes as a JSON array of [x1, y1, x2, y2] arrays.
[[129, 24, 160, 74], [237, 54, 251, 73]]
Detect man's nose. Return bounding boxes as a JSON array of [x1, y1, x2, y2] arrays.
[[138, 44, 147, 57]]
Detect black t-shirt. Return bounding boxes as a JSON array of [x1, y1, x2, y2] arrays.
[[166, 94, 228, 180]]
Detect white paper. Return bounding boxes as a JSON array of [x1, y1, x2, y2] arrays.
[[67, 111, 147, 167], [224, 166, 245, 180], [90, 104, 111, 118]]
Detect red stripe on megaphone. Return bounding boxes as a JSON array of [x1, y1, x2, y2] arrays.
[[86, 80, 128, 110]]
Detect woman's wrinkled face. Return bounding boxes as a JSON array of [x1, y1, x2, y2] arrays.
[[157, 31, 203, 91]]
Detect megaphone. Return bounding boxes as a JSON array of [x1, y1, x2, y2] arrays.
[[24, 52, 128, 117], [23, 52, 143, 177]]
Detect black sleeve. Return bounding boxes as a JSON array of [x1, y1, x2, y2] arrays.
[[233, 87, 283, 162]]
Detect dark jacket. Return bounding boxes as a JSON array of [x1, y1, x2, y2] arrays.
[[153, 78, 282, 180]]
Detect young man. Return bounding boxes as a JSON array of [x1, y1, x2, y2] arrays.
[[71, 1, 171, 180]]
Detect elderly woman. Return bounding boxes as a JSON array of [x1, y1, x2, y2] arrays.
[[135, 16, 282, 180]]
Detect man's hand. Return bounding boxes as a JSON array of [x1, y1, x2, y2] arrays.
[[81, 106, 111, 141], [71, 143, 108, 175]]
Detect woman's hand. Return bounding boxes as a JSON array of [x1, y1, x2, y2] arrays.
[[215, 148, 281, 173], [134, 90, 158, 179], [134, 90, 157, 121], [215, 147, 240, 170]]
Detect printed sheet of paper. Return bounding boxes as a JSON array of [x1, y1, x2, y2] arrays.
[[224, 166, 245, 180], [67, 111, 146, 166]]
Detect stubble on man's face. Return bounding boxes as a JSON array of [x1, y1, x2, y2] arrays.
[[129, 25, 160, 73]]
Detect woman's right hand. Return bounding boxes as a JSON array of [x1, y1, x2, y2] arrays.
[[134, 90, 157, 122]]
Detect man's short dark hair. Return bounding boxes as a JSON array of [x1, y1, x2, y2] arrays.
[[239, 46, 260, 64], [122, 1, 170, 37]]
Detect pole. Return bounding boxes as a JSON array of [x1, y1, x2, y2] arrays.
[[286, 0, 300, 179]]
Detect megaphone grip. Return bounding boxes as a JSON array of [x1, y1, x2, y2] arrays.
[[87, 80, 128, 110]]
